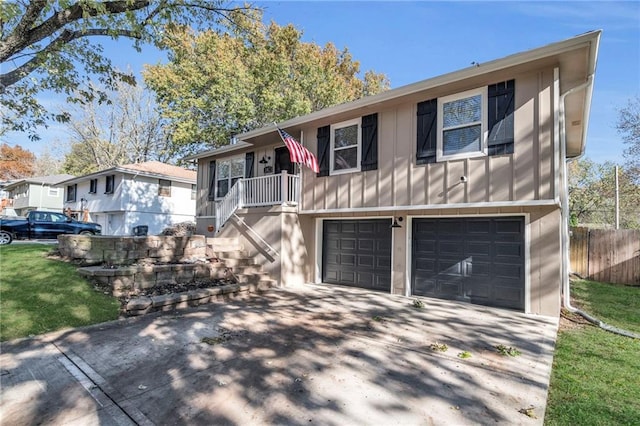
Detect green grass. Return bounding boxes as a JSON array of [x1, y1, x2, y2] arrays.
[[545, 279, 640, 425], [0, 244, 120, 341]]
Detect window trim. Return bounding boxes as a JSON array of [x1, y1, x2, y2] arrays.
[[436, 86, 488, 162], [215, 156, 245, 200], [329, 118, 362, 175]]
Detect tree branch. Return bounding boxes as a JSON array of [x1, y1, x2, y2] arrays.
[[0, 28, 140, 91], [1, 1, 150, 62]]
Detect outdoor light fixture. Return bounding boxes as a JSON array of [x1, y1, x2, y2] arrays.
[[391, 217, 403, 228], [259, 156, 270, 164]]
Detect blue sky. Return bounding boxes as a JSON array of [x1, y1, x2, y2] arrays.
[[5, 1, 639, 163]]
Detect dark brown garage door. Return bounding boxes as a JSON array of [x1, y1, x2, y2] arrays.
[[322, 219, 392, 292], [412, 217, 525, 310]]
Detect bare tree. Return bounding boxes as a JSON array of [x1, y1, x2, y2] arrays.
[[61, 80, 172, 175]]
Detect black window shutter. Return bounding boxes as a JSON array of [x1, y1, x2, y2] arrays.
[[361, 113, 378, 171], [487, 79, 515, 155], [317, 125, 330, 177], [416, 99, 437, 164], [207, 160, 216, 200], [245, 152, 255, 178]]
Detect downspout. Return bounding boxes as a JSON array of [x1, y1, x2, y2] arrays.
[[559, 75, 639, 339]]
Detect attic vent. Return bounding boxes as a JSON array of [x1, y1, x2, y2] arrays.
[[571, 120, 581, 126]]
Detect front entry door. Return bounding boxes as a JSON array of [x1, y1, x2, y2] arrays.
[[274, 147, 295, 175]]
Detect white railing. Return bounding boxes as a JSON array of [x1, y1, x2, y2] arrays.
[[214, 172, 300, 230]]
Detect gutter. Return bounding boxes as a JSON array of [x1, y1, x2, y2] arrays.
[[559, 75, 639, 339]]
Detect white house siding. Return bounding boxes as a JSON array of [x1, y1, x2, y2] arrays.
[[64, 172, 195, 236]]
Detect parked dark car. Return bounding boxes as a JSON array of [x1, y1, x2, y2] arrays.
[[0, 211, 101, 245]]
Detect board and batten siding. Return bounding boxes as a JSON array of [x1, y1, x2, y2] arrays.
[[300, 68, 557, 212]]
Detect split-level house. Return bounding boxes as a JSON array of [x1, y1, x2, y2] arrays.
[[60, 161, 197, 236], [2, 174, 74, 216], [186, 31, 601, 317]]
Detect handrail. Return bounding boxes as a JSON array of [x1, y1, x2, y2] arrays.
[[214, 172, 300, 230]]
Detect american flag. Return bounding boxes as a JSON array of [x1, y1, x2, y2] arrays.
[[277, 128, 320, 173]]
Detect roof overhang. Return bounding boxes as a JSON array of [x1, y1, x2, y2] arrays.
[[59, 167, 196, 185], [187, 30, 601, 160], [182, 141, 253, 162]]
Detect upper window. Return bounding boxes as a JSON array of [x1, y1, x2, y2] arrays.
[[330, 118, 361, 174], [105, 175, 115, 194], [158, 179, 171, 197], [66, 184, 77, 202], [437, 87, 487, 161], [89, 179, 98, 194], [216, 157, 244, 199]]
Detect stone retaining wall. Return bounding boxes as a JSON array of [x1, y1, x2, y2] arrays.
[[58, 235, 207, 265], [77, 262, 231, 297]]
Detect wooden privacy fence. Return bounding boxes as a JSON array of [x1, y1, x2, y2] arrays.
[[570, 227, 640, 286]]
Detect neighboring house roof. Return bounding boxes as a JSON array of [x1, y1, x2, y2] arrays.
[[3, 174, 75, 191], [184, 30, 600, 161], [59, 161, 197, 185]]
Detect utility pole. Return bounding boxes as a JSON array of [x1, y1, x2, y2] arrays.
[[615, 165, 620, 230]]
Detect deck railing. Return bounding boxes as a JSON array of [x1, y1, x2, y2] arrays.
[[215, 172, 300, 230]]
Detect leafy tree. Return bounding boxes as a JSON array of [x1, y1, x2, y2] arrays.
[[0, 1, 255, 139], [569, 158, 640, 229], [143, 9, 390, 155], [0, 143, 36, 179], [60, 80, 172, 175], [616, 95, 640, 180]]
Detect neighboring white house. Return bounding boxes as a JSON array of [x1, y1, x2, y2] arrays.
[[3, 174, 75, 216], [60, 161, 197, 236]]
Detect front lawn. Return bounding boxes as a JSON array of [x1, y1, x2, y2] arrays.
[[545, 279, 640, 425], [0, 243, 120, 341]]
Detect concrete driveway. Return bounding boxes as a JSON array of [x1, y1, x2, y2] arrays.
[[0, 284, 558, 425]]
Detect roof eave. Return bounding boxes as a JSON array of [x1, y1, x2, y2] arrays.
[[235, 31, 602, 142], [58, 167, 196, 185]]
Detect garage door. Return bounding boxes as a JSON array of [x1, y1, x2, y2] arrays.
[[412, 217, 525, 310], [322, 219, 392, 292]]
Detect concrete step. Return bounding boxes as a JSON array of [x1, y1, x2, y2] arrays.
[[219, 257, 255, 267], [235, 272, 273, 285], [206, 237, 243, 252], [212, 250, 249, 259], [232, 265, 263, 275]]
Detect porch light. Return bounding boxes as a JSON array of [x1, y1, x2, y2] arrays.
[[391, 217, 403, 228], [259, 156, 270, 164]]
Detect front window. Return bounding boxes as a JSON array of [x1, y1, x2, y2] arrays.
[[437, 87, 487, 161], [191, 184, 197, 200], [105, 175, 115, 194], [216, 157, 244, 198], [330, 118, 361, 174], [158, 179, 171, 197], [66, 184, 76, 202], [89, 179, 97, 194]]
